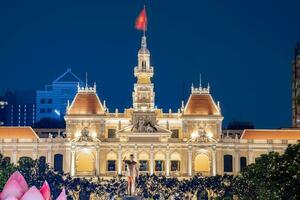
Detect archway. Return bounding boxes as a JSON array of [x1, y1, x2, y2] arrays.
[[76, 149, 95, 176], [194, 154, 210, 173]]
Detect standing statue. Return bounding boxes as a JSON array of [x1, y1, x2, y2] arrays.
[[123, 154, 139, 196]]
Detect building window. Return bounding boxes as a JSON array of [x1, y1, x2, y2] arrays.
[[54, 154, 63, 172], [47, 99, 53, 104], [155, 160, 164, 171], [240, 157, 247, 171], [108, 129, 116, 138], [107, 160, 116, 171], [139, 160, 149, 171], [40, 108, 45, 113], [171, 129, 179, 138], [40, 99, 46, 104], [47, 108, 52, 113], [171, 160, 180, 171], [224, 154, 233, 172]]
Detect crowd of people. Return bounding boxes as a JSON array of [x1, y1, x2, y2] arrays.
[[76, 174, 233, 200]]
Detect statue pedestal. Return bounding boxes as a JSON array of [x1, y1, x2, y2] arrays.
[[122, 196, 142, 200]]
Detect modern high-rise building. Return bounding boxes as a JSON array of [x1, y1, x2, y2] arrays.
[[0, 90, 36, 126], [292, 42, 300, 127], [0, 101, 8, 126], [36, 69, 83, 122]]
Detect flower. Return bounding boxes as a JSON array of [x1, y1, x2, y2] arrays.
[[0, 171, 66, 200]]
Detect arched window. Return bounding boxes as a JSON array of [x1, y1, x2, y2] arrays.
[[224, 154, 233, 172], [170, 152, 181, 172], [54, 154, 63, 172], [138, 151, 149, 172], [240, 157, 247, 171]]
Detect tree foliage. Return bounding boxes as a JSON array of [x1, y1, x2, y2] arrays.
[[233, 141, 300, 200]]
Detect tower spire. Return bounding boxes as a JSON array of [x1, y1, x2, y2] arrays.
[[199, 73, 202, 88], [85, 72, 88, 88]]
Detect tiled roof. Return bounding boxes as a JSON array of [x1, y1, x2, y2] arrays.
[[183, 94, 220, 115], [0, 127, 39, 139], [68, 92, 104, 115], [241, 129, 300, 140]]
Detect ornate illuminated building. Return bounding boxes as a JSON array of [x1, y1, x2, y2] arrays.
[[0, 35, 300, 177]]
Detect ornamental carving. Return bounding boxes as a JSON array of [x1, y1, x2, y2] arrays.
[[73, 127, 99, 142], [131, 116, 157, 133]]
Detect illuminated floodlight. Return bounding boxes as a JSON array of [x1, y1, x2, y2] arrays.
[[54, 109, 61, 116]]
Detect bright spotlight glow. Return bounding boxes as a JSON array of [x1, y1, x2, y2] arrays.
[[74, 131, 81, 138], [191, 131, 199, 139], [82, 148, 90, 153], [91, 132, 96, 138], [206, 131, 213, 138], [54, 109, 61, 116]]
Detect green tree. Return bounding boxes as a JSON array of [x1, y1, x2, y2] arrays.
[[0, 154, 16, 190], [233, 141, 300, 200]]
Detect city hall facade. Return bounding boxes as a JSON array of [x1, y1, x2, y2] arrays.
[[0, 36, 299, 177]]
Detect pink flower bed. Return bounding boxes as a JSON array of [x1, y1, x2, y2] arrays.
[[0, 171, 66, 200]]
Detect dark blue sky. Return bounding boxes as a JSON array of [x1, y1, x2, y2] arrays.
[[0, 0, 299, 128]]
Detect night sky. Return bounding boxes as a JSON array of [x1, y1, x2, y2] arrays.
[[0, 0, 299, 128]]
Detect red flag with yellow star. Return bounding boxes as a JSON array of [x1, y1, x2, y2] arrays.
[[135, 7, 147, 31]]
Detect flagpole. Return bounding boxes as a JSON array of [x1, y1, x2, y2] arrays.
[[143, 5, 146, 37]]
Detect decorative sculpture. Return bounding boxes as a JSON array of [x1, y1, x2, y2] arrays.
[[131, 117, 157, 133]]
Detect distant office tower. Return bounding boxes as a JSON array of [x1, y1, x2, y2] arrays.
[[36, 69, 83, 122], [0, 101, 8, 125], [292, 42, 300, 127], [0, 90, 36, 126]]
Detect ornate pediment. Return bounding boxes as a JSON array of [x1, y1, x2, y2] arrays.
[[188, 128, 217, 143], [72, 127, 100, 142], [116, 111, 172, 142], [131, 115, 157, 133]]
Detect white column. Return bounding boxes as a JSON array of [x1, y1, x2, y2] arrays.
[[117, 145, 122, 175], [235, 149, 240, 175], [248, 149, 254, 164], [166, 146, 170, 176], [12, 148, 17, 164], [212, 145, 217, 176], [32, 149, 38, 160], [150, 144, 154, 175], [134, 145, 138, 161], [70, 149, 76, 177], [95, 146, 100, 176], [47, 147, 52, 167], [188, 146, 193, 176]]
